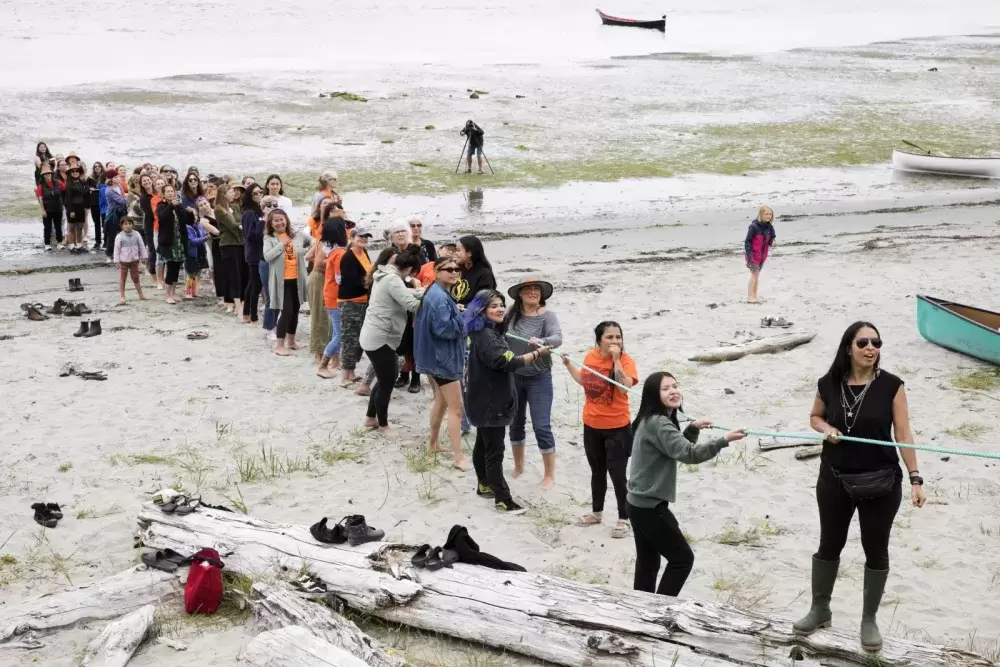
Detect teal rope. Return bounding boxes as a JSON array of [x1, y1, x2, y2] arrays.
[[504, 333, 1000, 461]]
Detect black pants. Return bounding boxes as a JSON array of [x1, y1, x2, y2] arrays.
[[276, 279, 300, 338], [42, 210, 63, 245], [103, 214, 120, 258], [90, 205, 102, 245], [365, 345, 399, 427], [628, 501, 695, 596], [244, 261, 262, 320], [583, 425, 631, 520], [144, 224, 156, 273], [219, 245, 243, 304], [815, 464, 901, 570], [164, 261, 182, 285], [473, 426, 511, 504]]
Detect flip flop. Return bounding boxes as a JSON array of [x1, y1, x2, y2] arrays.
[[174, 496, 201, 515], [411, 544, 433, 568], [141, 551, 179, 572], [186, 331, 209, 340], [426, 547, 459, 571], [161, 548, 193, 566]]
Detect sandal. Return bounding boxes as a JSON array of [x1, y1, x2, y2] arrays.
[[577, 512, 603, 527], [186, 331, 209, 340], [174, 496, 201, 515], [411, 544, 433, 568], [159, 494, 187, 514], [141, 550, 179, 572], [611, 520, 631, 539]]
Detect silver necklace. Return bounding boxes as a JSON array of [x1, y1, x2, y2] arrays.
[[840, 371, 877, 432]]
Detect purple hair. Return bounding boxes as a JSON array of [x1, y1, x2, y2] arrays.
[[462, 289, 505, 336]]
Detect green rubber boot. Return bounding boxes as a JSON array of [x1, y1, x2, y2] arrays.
[[861, 567, 889, 653], [792, 557, 839, 635]]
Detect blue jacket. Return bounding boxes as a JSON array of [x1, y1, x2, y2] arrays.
[[242, 209, 265, 263], [98, 184, 108, 215], [414, 282, 465, 381], [186, 223, 208, 257]]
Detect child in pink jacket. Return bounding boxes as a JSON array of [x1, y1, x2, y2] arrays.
[[113, 217, 149, 304], [744, 205, 776, 304]]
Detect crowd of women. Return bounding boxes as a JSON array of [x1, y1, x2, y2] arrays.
[[31, 141, 927, 654]]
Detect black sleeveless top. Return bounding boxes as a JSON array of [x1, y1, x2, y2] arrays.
[[818, 370, 903, 473]]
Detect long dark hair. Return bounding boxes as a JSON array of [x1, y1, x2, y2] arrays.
[[243, 183, 263, 215], [458, 234, 491, 270], [594, 320, 625, 351], [503, 285, 548, 332], [824, 321, 881, 383], [265, 174, 285, 196], [35, 142, 53, 162], [632, 371, 681, 433], [463, 289, 505, 336], [90, 161, 104, 181], [320, 218, 347, 248], [181, 170, 204, 202]]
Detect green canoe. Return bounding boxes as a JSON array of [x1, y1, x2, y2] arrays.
[[916, 295, 1000, 365]]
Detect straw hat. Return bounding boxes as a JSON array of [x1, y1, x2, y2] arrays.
[[39, 163, 53, 176], [507, 277, 553, 301], [66, 152, 81, 163]]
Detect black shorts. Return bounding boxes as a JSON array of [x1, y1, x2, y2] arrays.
[[66, 205, 87, 224], [430, 375, 457, 387]]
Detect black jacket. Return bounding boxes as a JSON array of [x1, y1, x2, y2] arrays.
[[63, 176, 88, 208], [156, 200, 192, 261], [338, 248, 371, 301], [452, 262, 496, 306], [465, 326, 526, 428], [418, 238, 437, 264], [461, 123, 484, 148]]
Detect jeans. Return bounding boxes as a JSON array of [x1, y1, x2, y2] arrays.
[[815, 464, 902, 570], [323, 308, 342, 358], [473, 426, 511, 504], [42, 211, 63, 245], [583, 425, 632, 520], [276, 279, 300, 338], [629, 501, 695, 596], [365, 345, 399, 427], [259, 261, 276, 331], [339, 302, 366, 370], [509, 372, 555, 453]]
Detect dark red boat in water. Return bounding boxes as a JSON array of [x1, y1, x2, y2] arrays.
[[596, 8, 666, 32]]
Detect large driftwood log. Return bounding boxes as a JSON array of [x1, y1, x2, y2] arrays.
[[689, 331, 816, 362], [239, 626, 371, 667], [138, 507, 992, 667], [251, 583, 402, 667], [79, 604, 155, 667], [0, 567, 180, 643]]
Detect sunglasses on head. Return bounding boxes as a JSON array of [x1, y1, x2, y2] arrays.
[[855, 337, 882, 349]]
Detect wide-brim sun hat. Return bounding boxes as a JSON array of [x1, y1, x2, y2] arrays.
[[508, 278, 553, 301]]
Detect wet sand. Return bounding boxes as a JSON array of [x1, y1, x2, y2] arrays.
[[1, 198, 999, 664]]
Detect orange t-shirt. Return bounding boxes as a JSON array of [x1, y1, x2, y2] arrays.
[[151, 194, 162, 232], [280, 234, 298, 280], [417, 261, 436, 287], [323, 247, 347, 309], [580, 349, 638, 430], [338, 248, 372, 304]]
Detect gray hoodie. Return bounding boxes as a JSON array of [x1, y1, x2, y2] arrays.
[[359, 264, 423, 352]]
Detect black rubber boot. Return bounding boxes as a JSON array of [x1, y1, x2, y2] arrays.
[[793, 557, 839, 635], [861, 567, 889, 653], [73, 278, 84, 292], [345, 515, 385, 546], [73, 321, 90, 338], [82, 319, 102, 337]]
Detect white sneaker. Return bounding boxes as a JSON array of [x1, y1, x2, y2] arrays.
[[266, 330, 278, 342], [44, 245, 52, 251]]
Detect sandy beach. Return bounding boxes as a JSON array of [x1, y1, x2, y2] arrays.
[[1, 196, 999, 665]]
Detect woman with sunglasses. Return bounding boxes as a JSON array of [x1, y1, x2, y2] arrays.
[[414, 257, 469, 470], [562, 320, 638, 539], [180, 170, 204, 211], [240, 185, 267, 321], [793, 322, 924, 653]]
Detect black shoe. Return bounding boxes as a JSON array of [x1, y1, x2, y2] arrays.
[[31, 503, 58, 528], [67, 279, 76, 292], [345, 514, 385, 546], [71, 278, 84, 292], [82, 319, 102, 337], [46, 503, 64, 520], [310, 517, 347, 544], [73, 321, 90, 338], [394, 376, 407, 389], [63, 303, 81, 317], [46, 299, 68, 315], [407, 382, 421, 394], [75, 303, 92, 315], [411, 544, 433, 568], [495, 499, 528, 515]]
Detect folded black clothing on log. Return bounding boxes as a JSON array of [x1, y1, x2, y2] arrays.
[[444, 525, 526, 572]]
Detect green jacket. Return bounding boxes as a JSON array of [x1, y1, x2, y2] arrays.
[[215, 205, 243, 246], [626, 414, 728, 507]]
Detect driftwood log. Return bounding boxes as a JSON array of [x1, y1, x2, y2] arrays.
[[689, 331, 816, 362], [251, 582, 402, 667], [138, 507, 993, 667], [0, 567, 179, 643], [757, 437, 819, 452], [795, 445, 823, 460], [79, 604, 155, 667], [240, 626, 371, 667]]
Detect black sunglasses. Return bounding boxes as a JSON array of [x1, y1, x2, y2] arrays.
[[855, 337, 883, 349], [438, 267, 460, 274]]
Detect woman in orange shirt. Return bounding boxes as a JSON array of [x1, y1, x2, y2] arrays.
[[316, 218, 348, 377], [562, 321, 638, 539]]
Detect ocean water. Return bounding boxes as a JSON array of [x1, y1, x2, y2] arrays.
[[2, 0, 999, 232]]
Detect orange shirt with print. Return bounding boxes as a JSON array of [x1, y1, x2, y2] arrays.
[[280, 233, 298, 280], [580, 349, 638, 430], [151, 195, 162, 232], [323, 247, 347, 309], [417, 261, 436, 287], [338, 248, 372, 304]]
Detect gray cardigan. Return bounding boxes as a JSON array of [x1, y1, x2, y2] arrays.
[[359, 265, 423, 352], [263, 232, 312, 311]]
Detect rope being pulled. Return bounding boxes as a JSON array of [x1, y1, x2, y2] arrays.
[[504, 333, 1000, 461]]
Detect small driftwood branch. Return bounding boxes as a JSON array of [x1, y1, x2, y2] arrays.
[[239, 626, 371, 667], [794, 445, 823, 460], [758, 437, 819, 452], [690, 331, 816, 362], [79, 604, 155, 667]]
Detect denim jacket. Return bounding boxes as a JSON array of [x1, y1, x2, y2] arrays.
[[414, 282, 465, 381]]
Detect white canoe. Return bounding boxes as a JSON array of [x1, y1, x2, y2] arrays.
[[892, 149, 1000, 179]]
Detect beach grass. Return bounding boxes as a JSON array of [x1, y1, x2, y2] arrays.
[[952, 368, 1000, 391], [943, 422, 989, 440]]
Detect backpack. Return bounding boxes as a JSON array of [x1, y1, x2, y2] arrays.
[[184, 548, 224, 614]]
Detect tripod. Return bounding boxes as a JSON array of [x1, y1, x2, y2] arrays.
[[454, 139, 495, 175]]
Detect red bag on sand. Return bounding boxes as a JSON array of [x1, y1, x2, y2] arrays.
[[184, 548, 224, 614]]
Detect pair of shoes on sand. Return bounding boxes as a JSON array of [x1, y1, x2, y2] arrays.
[[310, 515, 384, 546], [31, 502, 63, 528]]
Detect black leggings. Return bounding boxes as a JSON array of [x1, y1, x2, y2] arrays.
[[276, 279, 300, 338], [90, 205, 102, 245], [219, 245, 243, 304], [244, 261, 262, 320], [364, 345, 399, 427], [144, 224, 156, 273], [628, 501, 695, 596], [473, 426, 511, 504], [164, 261, 182, 285], [815, 464, 902, 570], [583, 425, 631, 520], [42, 210, 63, 245]]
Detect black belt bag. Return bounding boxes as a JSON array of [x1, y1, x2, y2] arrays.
[[832, 467, 897, 501]]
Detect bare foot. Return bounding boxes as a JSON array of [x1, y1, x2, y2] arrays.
[[512, 464, 524, 479], [243, 316, 251, 324], [274, 346, 293, 357], [355, 384, 371, 396], [165, 298, 177, 305], [429, 444, 446, 454], [377, 426, 396, 435], [118, 298, 126, 305], [139, 295, 149, 301], [364, 418, 379, 429], [288, 343, 301, 351], [453, 458, 470, 472], [540, 476, 556, 490]]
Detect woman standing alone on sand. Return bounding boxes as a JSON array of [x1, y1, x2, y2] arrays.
[[793, 321, 924, 654], [627, 372, 746, 596], [504, 279, 562, 489], [414, 257, 469, 470], [563, 321, 638, 539], [263, 208, 312, 355], [744, 205, 776, 304]]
